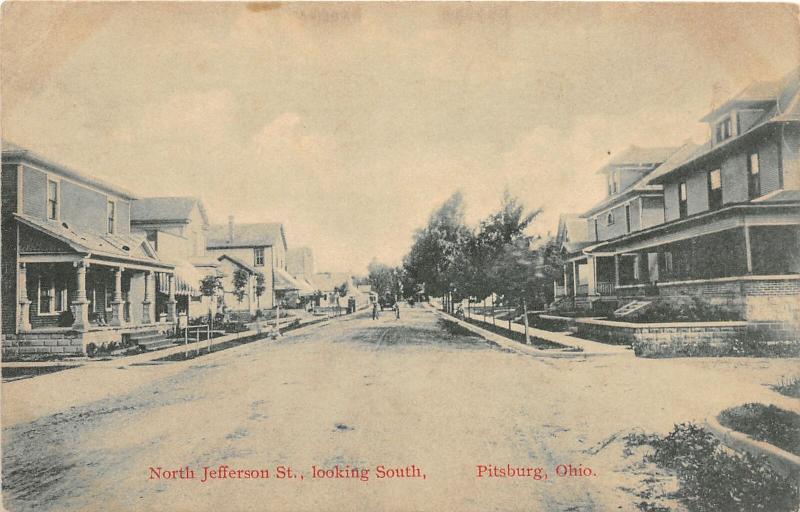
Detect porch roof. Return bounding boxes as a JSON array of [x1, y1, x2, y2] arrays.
[[584, 202, 800, 255], [274, 268, 305, 291], [15, 213, 173, 269]]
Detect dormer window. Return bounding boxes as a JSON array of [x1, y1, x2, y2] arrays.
[[608, 170, 620, 195], [715, 117, 733, 143]]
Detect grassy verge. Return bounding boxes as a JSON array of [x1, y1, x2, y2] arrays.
[[625, 423, 799, 512], [461, 316, 581, 351], [718, 403, 800, 457], [772, 376, 800, 399]]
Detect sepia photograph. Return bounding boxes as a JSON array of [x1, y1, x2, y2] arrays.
[[1, 2, 799, 511]]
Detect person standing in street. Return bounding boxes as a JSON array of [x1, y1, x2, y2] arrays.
[[393, 301, 400, 320], [372, 301, 379, 320]]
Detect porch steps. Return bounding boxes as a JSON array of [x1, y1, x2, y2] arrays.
[[613, 300, 652, 319], [130, 330, 175, 352]]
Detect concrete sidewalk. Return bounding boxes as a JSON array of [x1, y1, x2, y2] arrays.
[[430, 304, 631, 356]]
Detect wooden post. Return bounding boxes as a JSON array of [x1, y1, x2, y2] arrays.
[[491, 294, 496, 327], [184, 323, 188, 358], [523, 299, 530, 345], [744, 226, 753, 274], [207, 323, 212, 353]]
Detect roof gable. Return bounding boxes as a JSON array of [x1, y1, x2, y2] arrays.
[[131, 197, 209, 226], [207, 222, 287, 250]]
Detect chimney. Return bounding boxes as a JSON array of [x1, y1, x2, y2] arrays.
[[228, 215, 235, 243]]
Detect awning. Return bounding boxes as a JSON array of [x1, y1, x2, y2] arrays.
[[157, 262, 203, 296], [274, 268, 305, 292]]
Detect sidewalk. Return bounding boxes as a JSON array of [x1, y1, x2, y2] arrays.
[[430, 304, 631, 356]]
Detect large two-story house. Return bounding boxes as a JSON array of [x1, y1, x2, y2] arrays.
[[583, 69, 800, 329], [130, 196, 220, 319], [554, 144, 696, 310], [1, 143, 177, 355], [206, 217, 299, 311]]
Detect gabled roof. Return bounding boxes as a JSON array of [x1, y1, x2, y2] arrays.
[[216, 254, 257, 274], [207, 222, 287, 251], [555, 214, 591, 254], [2, 141, 138, 200], [15, 213, 170, 268], [131, 197, 209, 226], [313, 272, 352, 293], [596, 145, 678, 174], [700, 69, 797, 122], [274, 268, 305, 291]]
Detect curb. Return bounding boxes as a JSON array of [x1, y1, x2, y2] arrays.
[[431, 308, 608, 358], [705, 414, 800, 478]]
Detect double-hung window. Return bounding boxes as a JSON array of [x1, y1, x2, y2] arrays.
[[107, 200, 116, 234], [254, 247, 265, 267], [47, 180, 59, 220], [747, 152, 760, 199], [38, 276, 67, 315], [678, 182, 688, 218], [708, 169, 723, 210], [715, 117, 732, 143]]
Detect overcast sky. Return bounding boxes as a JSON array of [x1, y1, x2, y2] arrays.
[[2, 2, 798, 273]]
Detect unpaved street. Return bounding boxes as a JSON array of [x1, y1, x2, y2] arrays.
[[3, 306, 797, 511]]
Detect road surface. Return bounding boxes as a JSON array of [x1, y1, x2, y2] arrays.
[[2, 306, 796, 511]]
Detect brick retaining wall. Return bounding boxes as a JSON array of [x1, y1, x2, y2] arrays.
[[2, 331, 84, 356]]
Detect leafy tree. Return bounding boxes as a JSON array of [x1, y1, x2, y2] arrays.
[[199, 274, 223, 326], [254, 272, 266, 308], [368, 259, 398, 298], [232, 269, 250, 302]]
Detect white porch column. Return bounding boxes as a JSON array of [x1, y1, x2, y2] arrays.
[[744, 226, 753, 274], [563, 265, 569, 295], [17, 263, 32, 332], [166, 273, 177, 323], [614, 254, 621, 287], [110, 267, 125, 326], [587, 256, 597, 296], [71, 261, 90, 331], [572, 261, 579, 296], [142, 271, 153, 324]]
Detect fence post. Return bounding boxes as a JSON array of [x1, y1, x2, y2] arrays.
[[184, 324, 188, 358], [523, 299, 530, 345], [207, 323, 211, 353]]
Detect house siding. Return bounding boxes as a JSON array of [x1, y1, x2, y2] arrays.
[[721, 151, 748, 204], [60, 180, 108, 233], [22, 166, 47, 219], [663, 182, 680, 222], [2, 165, 19, 335], [116, 199, 131, 235], [640, 196, 665, 228], [686, 170, 709, 215], [628, 199, 641, 232], [781, 124, 800, 190], [758, 135, 782, 195]]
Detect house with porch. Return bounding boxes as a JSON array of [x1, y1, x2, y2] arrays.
[[553, 144, 689, 310], [206, 217, 297, 311], [1, 143, 178, 356], [584, 68, 800, 330], [130, 196, 220, 319]]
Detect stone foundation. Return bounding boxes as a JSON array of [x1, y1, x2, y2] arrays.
[[1, 330, 84, 356]]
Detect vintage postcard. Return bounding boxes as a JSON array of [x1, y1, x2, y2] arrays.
[[1, 2, 799, 511]]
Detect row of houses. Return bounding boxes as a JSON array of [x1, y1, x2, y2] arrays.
[[1, 143, 368, 356], [552, 67, 800, 333]]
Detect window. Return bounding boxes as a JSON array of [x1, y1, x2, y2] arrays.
[[708, 169, 722, 210], [715, 117, 733, 143], [47, 180, 59, 220], [38, 276, 67, 315], [606, 211, 615, 226], [107, 200, 116, 234], [624, 204, 631, 233], [254, 247, 265, 266], [678, 182, 688, 218], [747, 152, 760, 199]]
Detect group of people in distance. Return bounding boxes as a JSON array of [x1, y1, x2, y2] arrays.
[[372, 300, 400, 320]]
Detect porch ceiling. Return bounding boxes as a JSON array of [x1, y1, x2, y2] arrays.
[[585, 203, 800, 255]]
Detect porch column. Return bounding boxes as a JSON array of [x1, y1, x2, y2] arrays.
[[17, 263, 31, 332], [744, 226, 753, 274], [563, 265, 568, 295], [71, 261, 90, 331], [572, 261, 578, 296], [614, 254, 621, 287], [587, 257, 597, 296], [110, 267, 125, 327], [166, 273, 177, 323], [142, 271, 153, 324]]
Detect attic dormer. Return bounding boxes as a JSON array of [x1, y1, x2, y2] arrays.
[[702, 80, 783, 146]]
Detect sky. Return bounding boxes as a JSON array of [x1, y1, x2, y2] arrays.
[[2, 2, 798, 274]]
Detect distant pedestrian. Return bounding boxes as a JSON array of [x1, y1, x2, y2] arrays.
[[372, 301, 379, 320], [393, 302, 400, 320]]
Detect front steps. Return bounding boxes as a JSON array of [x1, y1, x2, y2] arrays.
[[130, 329, 175, 351]]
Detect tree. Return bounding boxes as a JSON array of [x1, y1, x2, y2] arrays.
[[232, 269, 250, 303], [403, 191, 474, 311], [199, 274, 223, 328], [254, 272, 266, 308], [367, 259, 397, 298]]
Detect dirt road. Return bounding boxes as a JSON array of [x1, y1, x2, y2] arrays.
[[2, 306, 796, 511]]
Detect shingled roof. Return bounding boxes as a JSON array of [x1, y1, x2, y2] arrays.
[[207, 222, 287, 250], [131, 197, 209, 226]]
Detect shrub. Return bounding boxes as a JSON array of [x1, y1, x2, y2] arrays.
[[627, 297, 742, 323], [628, 423, 799, 512], [718, 403, 800, 456]]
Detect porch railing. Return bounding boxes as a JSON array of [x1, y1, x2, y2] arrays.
[[596, 282, 616, 296], [183, 323, 212, 356]]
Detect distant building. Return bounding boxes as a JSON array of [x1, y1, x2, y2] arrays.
[[287, 247, 317, 295]]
